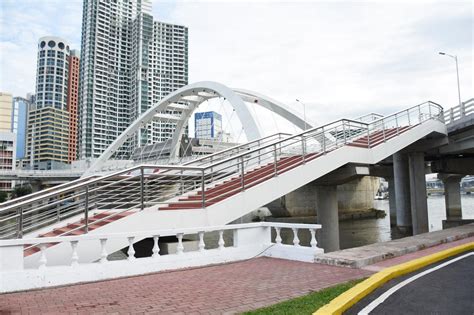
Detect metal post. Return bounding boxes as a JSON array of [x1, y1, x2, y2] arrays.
[[201, 170, 205, 208], [301, 135, 306, 163], [418, 105, 422, 123], [322, 127, 326, 153], [407, 109, 411, 125], [17, 207, 23, 239], [84, 185, 89, 233], [56, 203, 60, 222], [395, 114, 399, 135], [273, 144, 278, 176], [140, 166, 144, 211], [367, 127, 371, 148], [382, 120, 386, 142], [342, 121, 347, 144], [455, 56, 463, 115], [240, 156, 245, 190]]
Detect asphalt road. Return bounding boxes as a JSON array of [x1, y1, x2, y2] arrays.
[[346, 250, 474, 315]]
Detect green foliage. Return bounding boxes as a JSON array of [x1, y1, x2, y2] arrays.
[[0, 191, 7, 203], [242, 279, 364, 315], [11, 185, 32, 199]]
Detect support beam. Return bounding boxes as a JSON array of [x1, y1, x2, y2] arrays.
[[408, 152, 429, 235], [393, 152, 412, 233], [439, 174, 463, 219], [315, 185, 339, 252]]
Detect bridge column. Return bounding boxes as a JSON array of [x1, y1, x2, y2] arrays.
[[387, 176, 397, 226], [440, 174, 463, 219], [393, 152, 412, 233], [315, 185, 339, 252], [408, 152, 429, 235]]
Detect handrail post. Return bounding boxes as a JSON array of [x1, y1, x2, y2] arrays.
[[201, 169, 205, 208], [17, 207, 23, 238], [395, 114, 399, 135], [322, 127, 326, 153], [418, 105, 422, 123], [84, 185, 89, 233], [140, 166, 144, 211], [273, 144, 278, 176], [382, 120, 386, 142], [367, 126, 371, 148], [407, 109, 411, 125], [428, 102, 432, 118], [342, 121, 347, 144], [301, 135, 306, 163], [240, 156, 245, 190]]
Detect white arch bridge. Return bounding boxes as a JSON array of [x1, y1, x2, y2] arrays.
[[84, 81, 315, 176]]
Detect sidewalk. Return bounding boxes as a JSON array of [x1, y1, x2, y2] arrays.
[[0, 258, 370, 315]]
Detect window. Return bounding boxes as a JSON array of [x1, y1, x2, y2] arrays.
[[48, 40, 55, 48]]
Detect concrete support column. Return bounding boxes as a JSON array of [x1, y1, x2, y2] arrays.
[[315, 185, 339, 252], [387, 176, 397, 226], [440, 175, 463, 219], [393, 152, 412, 232], [408, 152, 429, 235]]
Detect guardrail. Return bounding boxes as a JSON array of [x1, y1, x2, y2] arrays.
[[443, 98, 474, 125], [0, 101, 443, 240], [0, 222, 322, 293]]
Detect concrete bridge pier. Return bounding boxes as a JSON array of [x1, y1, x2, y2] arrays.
[[393, 152, 412, 233], [439, 174, 463, 219], [408, 152, 429, 235], [315, 185, 339, 252], [387, 176, 397, 226]]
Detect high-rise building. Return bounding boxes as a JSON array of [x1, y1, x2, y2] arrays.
[[0, 132, 16, 192], [26, 36, 72, 170], [11, 97, 29, 159], [78, 0, 188, 159], [0, 92, 13, 132], [195, 111, 223, 140], [67, 49, 80, 162]]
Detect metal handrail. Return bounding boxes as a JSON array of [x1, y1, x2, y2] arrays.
[[0, 101, 443, 239]]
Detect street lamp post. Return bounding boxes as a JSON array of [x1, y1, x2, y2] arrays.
[[439, 52, 463, 114], [295, 99, 307, 131]]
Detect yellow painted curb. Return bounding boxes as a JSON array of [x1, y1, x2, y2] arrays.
[[314, 241, 474, 315]]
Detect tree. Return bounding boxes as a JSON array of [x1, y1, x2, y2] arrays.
[[0, 191, 7, 203], [11, 185, 32, 199]]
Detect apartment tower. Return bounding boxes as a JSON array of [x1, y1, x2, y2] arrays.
[[78, 0, 188, 159]]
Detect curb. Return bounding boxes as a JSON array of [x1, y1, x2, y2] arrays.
[[314, 241, 474, 315]]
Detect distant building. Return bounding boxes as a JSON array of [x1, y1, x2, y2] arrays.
[[11, 97, 29, 159], [78, 0, 188, 159], [0, 132, 16, 192], [67, 49, 80, 163], [195, 111, 223, 140], [0, 92, 13, 132], [26, 36, 76, 170]]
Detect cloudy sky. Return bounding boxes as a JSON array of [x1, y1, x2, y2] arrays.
[[0, 0, 472, 128]]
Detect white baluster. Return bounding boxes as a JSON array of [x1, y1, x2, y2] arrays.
[[100, 238, 108, 263], [274, 227, 282, 244], [218, 230, 225, 250], [127, 236, 136, 261], [176, 233, 184, 254], [38, 244, 47, 269], [198, 231, 205, 252], [309, 229, 317, 249], [70, 241, 79, 266], [152, 235, 160, 258], [292, 228, 300, 246]]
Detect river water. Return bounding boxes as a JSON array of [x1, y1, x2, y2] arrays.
[[339, 194, 474, 249]]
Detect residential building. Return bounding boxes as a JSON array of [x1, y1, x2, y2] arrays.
[[0, 92, 13, 132], [67, 49, 80, 162], [11, 97, 29, 159], [26, 36, 72, 170], [195, 111, 223, 140], [0, 132, 16, 192], [78, 0, 188, 159]]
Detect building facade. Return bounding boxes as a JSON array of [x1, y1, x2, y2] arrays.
[[26, 36, 73, 170], [78, 0, 188, 159], [0, 132, 16, 192], [195, 111, 223, 140], [0, 92, 13, 132], [67, 50, 80, 162], [11, 97, 29, 159]]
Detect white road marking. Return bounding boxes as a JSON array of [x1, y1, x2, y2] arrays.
[[358, 252, 473, 315]]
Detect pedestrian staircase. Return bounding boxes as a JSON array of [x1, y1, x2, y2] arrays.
[[0, 101, 446, 266]]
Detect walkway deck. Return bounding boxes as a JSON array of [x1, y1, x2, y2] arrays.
[[0, 258, 370, 314]]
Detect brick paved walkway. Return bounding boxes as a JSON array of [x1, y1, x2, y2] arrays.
[[0, 258, 371, 314]]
